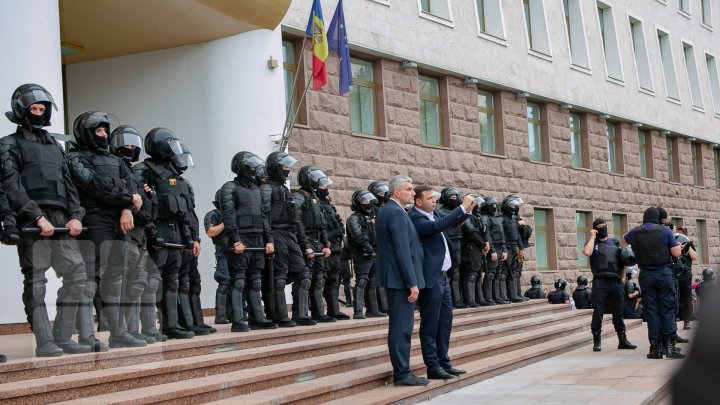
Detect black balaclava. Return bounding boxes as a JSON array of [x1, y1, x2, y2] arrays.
[[593, 218, 608, 239], [643, 207, 660, 224], [657, 207, 668, 224]]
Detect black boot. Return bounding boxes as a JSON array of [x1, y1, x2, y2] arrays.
[[292, 286, 317, 326], [366, 287, 387, 318], [310, 282, 335, 323], [451, 274, 466, 308], [462, 278, 478, 308], [592, 331, 601, 352], [326, 286, 350, 320], [163, 290, 195, 339], [179, 288, 208, 336], [190, 292, 217, 333], [675, 334, 690, 343], [683, 320, 691, 330], [483, 273, 497, 306], [647, 340, 663, 359], [105, 299, 147, 348], [248, 289, 278, 330], [496, 277, 511, 304], [344, 284, 353, 308], [77, 283, 110, 352], [663, 339, 686, 359], [274, 286, 296, 327], [507, 278, 524, 303], [214, 284, 230, 324], [229, 282, 250, 332], [617, 330, 637, 349], [353, 284, 366, 319]]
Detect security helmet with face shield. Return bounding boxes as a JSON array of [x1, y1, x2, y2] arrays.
[[368, 180, 389, 204], [212, 189, 221, 209], [5, 83, 57, 129], [501, 194, 524, 215], [266, 151, 298, 182], [145, 127, 183, 160], [254, 164, 268, 187], [172, 143, 194, 174], [298, 165, 332, 192], [72, 111, 119, 150], [702, 267, 715, 281], [577, 275, 589, 286], [439, 187, 463, 208], [109, 125, 143, 163], [554, 278, 567, 290], [231, 151, 264, 180], [482, 196, 499, 215], [351, 190, 377, 214], [530, 275, 541, 287]]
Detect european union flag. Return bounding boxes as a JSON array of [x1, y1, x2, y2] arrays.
[[327, 0, 352, 95]]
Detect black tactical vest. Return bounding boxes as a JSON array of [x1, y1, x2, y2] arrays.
[[483, 215, 505, 245], [16, 135, 69, 210], [268, 183, 295, 228], [524, 287, 545, 299], [320, 200, 343, 245], [632, 225, 672, 266], [76, 150, 124, 209], [547, 290, 567, 304], [439, 206, 463, 241], [347, 212, 376, 251], [232, 182, 264, 235], [296, 191, 325, 234], [572, 287, 592, 309], [144, 160, 189, 220], [502, 214, 520, 245], [590, 240, 622, 279]]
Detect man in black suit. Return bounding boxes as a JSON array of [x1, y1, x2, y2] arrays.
[[409, 185, 474, 380], [375, 175, 427, 387]]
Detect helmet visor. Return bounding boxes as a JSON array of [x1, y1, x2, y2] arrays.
[[111, 132, 143, 150], [432, 191, 441, 201], [242, 154, 264, 169], [82, 112, 119, 130], [358, 191, 378, 205], [166, 139, 183, 155], [374, 184, 389, 194], [507, 197, 524, 209], [278, 154, 298, 168], [472, 194, 484, 206], [174, 153, 195, 169], [309, 169, 332, 187], [17, 89, 57, 110]]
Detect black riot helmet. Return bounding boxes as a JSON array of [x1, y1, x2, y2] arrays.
[[109, 125, 143, 163], [212, 189, 221, 209], [145, 127, 183, 160], [702, 267, 715, 281], [618, 247, 637, 267], [5, 83, 57, 128], [231, 151, 264, 180], [530, 275, 541, 287], [440, 187, 463, 208], [368, 180, 389, 204], [554, 278, 567, 290], [350, 190, 377, 214], [577, 275, 589, 286], [254, 164, 268, 187], [501, 194, 524, 215], [72, 111, 118, 150], [482, 196, 499, 215], [172, 143, 194, 174], [266, 151, 298, 182], [298, 166, 333, 192]]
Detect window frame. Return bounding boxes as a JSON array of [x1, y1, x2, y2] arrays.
[[562, 0, 591, 72], [478, 89, 497, 154], [682, 40, 705, 111], [691, 141, 705, 186], [696, 219, 708, 264], [349, 56, 381, 137], [569, 112, 586, 168], [597, 2, 624, 84], [533, 208, 556, 271], [667, 136, 680, 183], [701, 0, 713, 28], [612, 213, 628, 245], [418, 73, 450, 148], [628, 15, 654, 94], [715, 147, 720, 189], [605, 122, 624, 174], [527, 102, 549, 162], [474, 0, 507, 44], [705, 52, 720, 118], [576, 211, 592, 269], [282, 38, 307, 126], [638, 129, 654, 179], [522, 0, 553, 59], [418, 0, 455, 27], [656, 27, 682, 103]]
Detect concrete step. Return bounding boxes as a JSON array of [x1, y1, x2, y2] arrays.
[[46, 309, 607, 404], [0, 306, 580, 404]]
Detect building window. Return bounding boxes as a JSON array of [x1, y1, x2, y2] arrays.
[[420, 0, 453, 21], [697, 220, 708, 264], [282, 40, 298, 124], [576, 211, 591, 268], [569, 113, 584, 168], [629, 16, 653, 92], [701, 0, 712, 26], [350, 58, 377, 135], [475, 0, 505, 40], [606, 122, 622, 174], [706, 53, 720, 117], [612, 214, 628, 244], [671, 217, 683, 230], [667, 137, 680, 182], [678, 0, 690, 15], [597, 2, 623, 82], [523, 0, 551, 57], [419, 75, 442, 146], [683, 42, 704, 109], [534, 208, 554, 270], [563, 0, 590, 69], [478, 90, 496, 154], [638, 130, 654, 178], [657, 30, 681, 101], [691, 142, 704, 186], [527, 103, 544, 161]]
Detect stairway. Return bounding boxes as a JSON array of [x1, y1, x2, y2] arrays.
[[0, 300, 641, 404]]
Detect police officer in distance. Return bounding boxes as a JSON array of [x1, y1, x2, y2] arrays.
[[572, 276, 592, 310], [547, 279, 570, 304], [317, 180, 350, 320], [673, 229, 696, 330], [204, 190, 231, 324], [480, 196, 508, 304], [368, 180, 390, 313], [220, 152, 276, 331], [623, 267, 641, 319], [459, 195, 491, 307], [1, 83, 90, 356], [0, 186, 18, 362], [133, 128, 195, 339], [523, 276, 546, 299], [438, 187, 466, 308], [500, 194, 527, 302], [582, 218, 636, 352]]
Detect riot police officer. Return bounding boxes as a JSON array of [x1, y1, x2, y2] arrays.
[[367, 180, 390, 313], [317, 181, 350, 320], [547, 279, 570, 304], [438, 187, 466, 308], [109, 125, 159, 344], [133, 128, 194, 339], [624, 267, 641, 319], [582, 218, 635, 352], [460, 195, 491, 307], [523, 276, 546, 299], [259, 152, 314, 326], [480, 196, 508, 304], [0, 185, 17, 362], [500, 194, 528, 302], [674, 230, 696, 330], [219, 151, 276, 331], [572, 275, 592, 309], [1, 83, 90, 356], [205, 190, 231, 324], [346, 190, 386, 319]]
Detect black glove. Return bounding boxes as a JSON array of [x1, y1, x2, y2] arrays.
[[149, 236, 165, 249], [1, 225, 20, 245], [362, 245, 376, 258]]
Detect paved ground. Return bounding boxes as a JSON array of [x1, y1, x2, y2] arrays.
[[421, 321, 690, 405]]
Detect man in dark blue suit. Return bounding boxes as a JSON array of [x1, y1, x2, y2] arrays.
[[409, 185, 475, 380], [375, 175, 427, 387]]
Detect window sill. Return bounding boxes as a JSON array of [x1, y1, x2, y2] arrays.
[[292, 124, 310, 130], [368, 0, 390, 6], [421, 143, 452, 151], [477, 31, 507, 47], [668, 181, 682, 186], [528, 49, 553, 62], [570, 64, 592, 76], [715, 113, 720, 119], [666, 96, 682, 106], [639, 87, 655, 97], [692, 184, 707, 189], [677, 10, 692, 20], [352, 132, 387, 141], [640, 176, 656, 182], [701, 23, 714, 31], [692, 105, 706, 113], [419, 11, 455, 28], [481, 152, 508, 159], [571, 166, 592, 172], [606, 76, 626, 86], [529, 160, 552, 166], [609, 172, 626, 177]]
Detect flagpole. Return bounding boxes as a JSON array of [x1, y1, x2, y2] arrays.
[[281, 35, 309, 144], [281, 70, 313, 151]]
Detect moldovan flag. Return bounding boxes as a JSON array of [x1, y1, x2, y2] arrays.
[[328, 0, 352, 95], [305, 0, 329, 89]]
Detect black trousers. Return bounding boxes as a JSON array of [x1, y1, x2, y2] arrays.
[[590, 277, 626, 334]]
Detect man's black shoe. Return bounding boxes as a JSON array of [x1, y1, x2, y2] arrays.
[[427, 368, 455, 380], [675, 335, 689, 343], [443, 367, 466, 376], [393, 375, 430, 386]]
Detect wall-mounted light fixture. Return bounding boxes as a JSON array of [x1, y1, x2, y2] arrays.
[[598, 113, 610, 120], [660, 130, 671, 136], [632, 122, 643, 128], [401, 60, 418, 69], [712, 143, 719, 149], [689, 137, 697, 142], [516, 91, 529, 99], [267, 55, 279, 69], [559, 103, 573, 110], [464, 76, 479, 85]]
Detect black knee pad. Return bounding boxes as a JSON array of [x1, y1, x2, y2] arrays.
[[217, 284, 229, 295], [233, 278, 245, 293], [300, 278, 311, 290], [166, 279, 180, 293], [146, 277, 161, 294], [251, 279, 262, 292], [83, 280, 98, 300], [468, 274, 477, 283], [274, 279, 286, 292], [190, 281, 202, 296], [356, 277, 368, 290], [179, 281, 190, 295]]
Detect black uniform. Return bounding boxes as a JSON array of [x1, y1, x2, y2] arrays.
[[524, 286, 545, 299], [204, 207, 231, 324], [319, 194, 350, 319], [547, 289, 569, 304], [346, 196, 384, 319], [572, 286, 592, 309], [480, 205, 507, 304], [623, 277, 641, 319], [587, 238, 626, 334], [460, 211, 491, 307], [438, 204, 464, 308], [501, 210, 525, 302]]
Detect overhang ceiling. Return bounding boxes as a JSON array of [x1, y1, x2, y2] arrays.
[[60, 0, 291, 64]]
